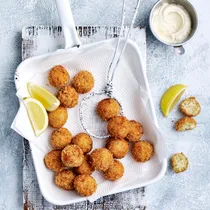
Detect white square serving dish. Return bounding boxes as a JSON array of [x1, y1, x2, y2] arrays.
[[14, 34, 167, 205]]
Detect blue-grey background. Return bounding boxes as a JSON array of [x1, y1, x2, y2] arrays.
[[1, 0, 210, 209]]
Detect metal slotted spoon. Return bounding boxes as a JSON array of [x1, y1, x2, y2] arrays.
[[79, 0, 141, 139]]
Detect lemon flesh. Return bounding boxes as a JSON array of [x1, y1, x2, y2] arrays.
[[23, 97, 48, 136], [27, 82, 60, 112], [161, 84, 187, 117]]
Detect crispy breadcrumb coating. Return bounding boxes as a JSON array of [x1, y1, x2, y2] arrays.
[[57, 86, 79, 108], [48, 65, 70, 88], [75, 155, 95, 175], [176, 117, 196, 131], [180, 97, 201, 117], [90, 148, 114, 171], [106, 138, 129, 159], [72, 133, 93, 154], [126, 120, 143, 142], [131, 140, 154, 162], [104, 160, 124, 181], [74, 175, 97, 196], [55, 169, 76, 190], [48, 106, 68, 129], [107, 116, 129, 139], [72, 71, 94, 94], [171, 153, 189, 173], [44, 150, 63, 172], [51, 128, 72, 149], [61, 145, 84, 167], [97, 98, 120, 121]]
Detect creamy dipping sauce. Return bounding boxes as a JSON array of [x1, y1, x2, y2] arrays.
[[152, 3, 191, 44]]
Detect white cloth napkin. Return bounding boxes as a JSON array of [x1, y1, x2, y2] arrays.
[[11, 39, 165, 202]]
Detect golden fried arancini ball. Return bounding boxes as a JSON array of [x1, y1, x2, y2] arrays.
[[72, 70, 94, 94], [131, 140, 154, 162], [171, 153, 189, 173], [97, 98, 121, 121], [74, 175, 97, 196], [57, 86, 79, 108], [90, 148, 114, 171], [107, 116, 129, 139], [175, 117, 196, 131], [55, 169, 76, 190], [104, 160, 124, 181], [61, 145, 84, 167], [180, 97, 201, 117], [71, 133, 93, 154], [51, 128, 72, 149], [106, 138, 129, 159], [48, 106, 68, 129], [44, 150, 63, 172], [75, 155, 95, 175], [48, 65, 70, 88], [126, 120, 143, 142]]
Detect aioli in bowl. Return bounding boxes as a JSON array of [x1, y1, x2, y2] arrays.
[[151, 3, 191, 44]]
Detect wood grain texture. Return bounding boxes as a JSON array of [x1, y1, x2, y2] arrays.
[[22, 26, 146, 209]]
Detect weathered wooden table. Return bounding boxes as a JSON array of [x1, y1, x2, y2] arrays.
[[1, 0, 209, 209], [21, 15, 210, 210], [22, 25, 148, 209]]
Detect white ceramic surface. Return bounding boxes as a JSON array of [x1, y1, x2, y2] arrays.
[[14, 38, 167, 205]]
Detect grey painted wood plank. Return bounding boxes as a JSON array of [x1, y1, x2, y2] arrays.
[[22, 25, 146, 209]]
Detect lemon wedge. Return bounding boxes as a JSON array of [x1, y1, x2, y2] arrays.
[[23, 97, 48, 136], [27, 82, 60, 111], [161, 84, 187, 117]]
